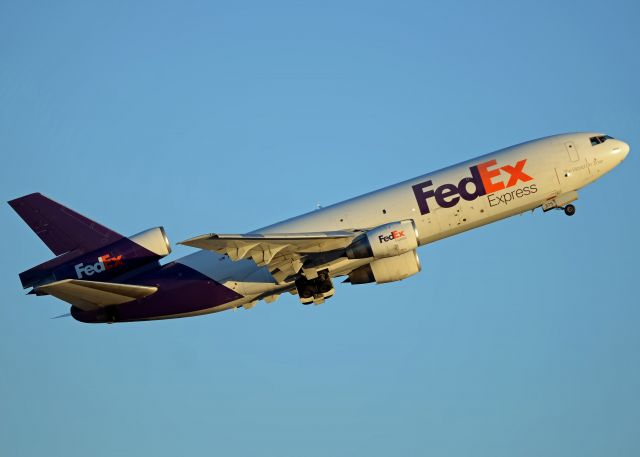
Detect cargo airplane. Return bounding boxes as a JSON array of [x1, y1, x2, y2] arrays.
[[9, 132, 629, 323]]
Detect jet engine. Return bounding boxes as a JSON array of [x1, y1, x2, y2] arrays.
[[346, 250, 421, 284], [128, 227, 172, 257], [346, 220, 419, 259]]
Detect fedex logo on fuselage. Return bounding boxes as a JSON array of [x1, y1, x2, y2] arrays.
[[379, 230, 405, 243], [412, 158, 533, 215], [74, 253, 124, 279]]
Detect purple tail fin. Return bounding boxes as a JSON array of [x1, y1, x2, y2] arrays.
[[8, 193, 123, 255]]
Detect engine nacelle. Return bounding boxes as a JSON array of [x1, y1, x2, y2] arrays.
[[129, 227, 171, 257], [347, 250, 421, 284], [346, 220, 419, 259]]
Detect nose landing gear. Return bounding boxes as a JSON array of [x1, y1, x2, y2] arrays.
[[541, 191, 578, 217]]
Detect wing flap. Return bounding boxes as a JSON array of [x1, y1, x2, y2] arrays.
[[37, 279, 158, 311], [179, 231, 356, 267]]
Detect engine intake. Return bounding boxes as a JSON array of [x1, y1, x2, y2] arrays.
[[346, 220, 419, 259]]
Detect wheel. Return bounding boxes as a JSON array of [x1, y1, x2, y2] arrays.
[[564, 204, 576, 216]]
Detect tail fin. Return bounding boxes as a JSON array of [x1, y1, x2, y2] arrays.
[[10, 193, 171, 290], [8, 193, 123, 255]]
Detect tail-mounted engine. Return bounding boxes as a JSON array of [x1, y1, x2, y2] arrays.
[[346, 220, 419, 259], [128, 227, 171, 258]]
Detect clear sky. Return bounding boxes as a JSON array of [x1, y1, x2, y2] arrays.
[[1, 1, 639, 456]]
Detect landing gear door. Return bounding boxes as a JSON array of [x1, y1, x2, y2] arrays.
[[564, 141, 579, 162]]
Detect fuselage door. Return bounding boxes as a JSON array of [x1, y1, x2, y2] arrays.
[[564, 141, 579, 162]]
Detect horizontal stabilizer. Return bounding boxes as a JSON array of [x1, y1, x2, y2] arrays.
[[37, 279, 157, 311]]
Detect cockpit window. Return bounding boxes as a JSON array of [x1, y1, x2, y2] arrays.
[[590, 135, 614, 146]]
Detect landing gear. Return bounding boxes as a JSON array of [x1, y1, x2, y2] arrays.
[[295, 269, 334, 305], [542, 191, 579, 215]]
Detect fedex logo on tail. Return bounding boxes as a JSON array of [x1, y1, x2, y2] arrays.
[[74, 254, 124, 279], [412, 158, 535, 215]]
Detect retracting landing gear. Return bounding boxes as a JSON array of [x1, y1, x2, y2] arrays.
[[295, 269, 335, 305], [541, 191, 578, 217]]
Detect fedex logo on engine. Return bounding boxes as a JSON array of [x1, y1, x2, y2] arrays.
[[74, 254, 124, 279], [379, 230, 405, 243], [412, 158, 535, 215]]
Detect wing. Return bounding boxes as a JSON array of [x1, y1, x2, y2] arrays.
[[36, 279, 158, 311], [179, 231, 358, 282]]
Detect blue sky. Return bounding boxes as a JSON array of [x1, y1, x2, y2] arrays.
[[1, 1, 639, 456]]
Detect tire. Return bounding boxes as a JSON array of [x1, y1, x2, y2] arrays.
[[564, 204, 576, 216]]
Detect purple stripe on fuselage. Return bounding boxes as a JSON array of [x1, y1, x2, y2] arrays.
[[71, 262, 243, 323]]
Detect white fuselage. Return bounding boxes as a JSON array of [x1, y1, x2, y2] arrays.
[[177, 132, 629, 315]]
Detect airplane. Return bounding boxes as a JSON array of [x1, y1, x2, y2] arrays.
[[8, 132, 629, 323]]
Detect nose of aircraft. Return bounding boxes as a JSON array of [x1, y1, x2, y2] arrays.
[[613, 140, 630, 160]]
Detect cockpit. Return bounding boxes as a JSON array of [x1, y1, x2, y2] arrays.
[[590, 135, 614, 146]]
